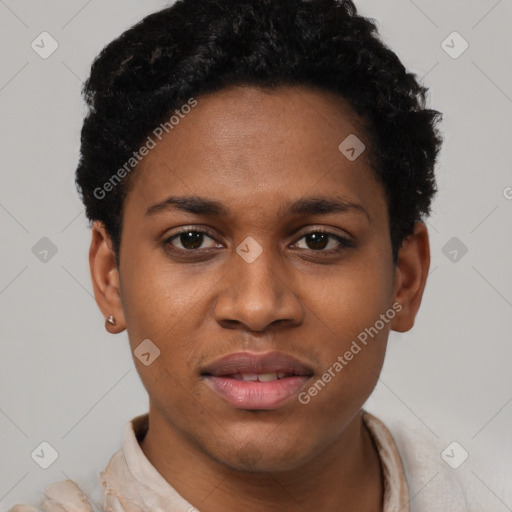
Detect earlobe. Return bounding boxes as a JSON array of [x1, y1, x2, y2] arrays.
[[390, 221, 430, 333], [89, 220, 126, 333]]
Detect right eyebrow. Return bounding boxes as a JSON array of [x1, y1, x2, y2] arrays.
[[145, 195, 228, 218]]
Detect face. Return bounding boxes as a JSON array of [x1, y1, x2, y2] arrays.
[[95, 85, 416, 473]]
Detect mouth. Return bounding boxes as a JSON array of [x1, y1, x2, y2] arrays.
[[200, 351, 314, 410], [225, 372, 300, 381]]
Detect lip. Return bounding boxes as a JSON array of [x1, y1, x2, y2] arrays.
[[201, 351, 314, 410]]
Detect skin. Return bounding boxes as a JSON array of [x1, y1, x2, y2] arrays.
[[89, 85, 430, 512]]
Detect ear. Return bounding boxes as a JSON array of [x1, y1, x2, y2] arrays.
[[89, 220, 126, 333], [390, 221, 431, 333]]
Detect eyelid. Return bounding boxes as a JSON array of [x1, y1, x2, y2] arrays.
[[164, 226, 221, 249], [163, 225, 354, 253], [291, 228, 354, 253], [293, 226, 353, 242], [171, 226, 218, 239]]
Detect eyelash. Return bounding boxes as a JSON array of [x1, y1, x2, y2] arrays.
[[163, 227, 354, 256]]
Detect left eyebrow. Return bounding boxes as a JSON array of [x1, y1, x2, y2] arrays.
[[144, 194, 371, 222], [285, 196, 371, 222]]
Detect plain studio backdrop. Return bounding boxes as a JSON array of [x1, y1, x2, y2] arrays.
[[0, 0, 511, 509]]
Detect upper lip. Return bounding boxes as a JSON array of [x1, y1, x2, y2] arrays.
[[201, 351, 314, 377]]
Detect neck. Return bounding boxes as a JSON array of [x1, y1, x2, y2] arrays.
[[139, 406, 384, 511]]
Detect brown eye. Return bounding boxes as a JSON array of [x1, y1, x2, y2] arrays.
[[165, 229, 219, 251], [295, 231, 353, 252], [303, 232, 330, 250]]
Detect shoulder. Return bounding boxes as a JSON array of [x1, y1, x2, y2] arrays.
[[386, 417, 468, 511], [7, 507, 42, 512], [7, 479, 96, 512], [382, 414, 506, 512], [8, 415, 143, 512]]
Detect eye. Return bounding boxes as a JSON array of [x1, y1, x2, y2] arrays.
[[164, 228, 220, 251], [294, 230, 354, 253], [163, 227, 354, 255]]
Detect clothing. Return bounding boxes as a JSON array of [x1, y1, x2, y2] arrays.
[[7, 410, 477, 511]]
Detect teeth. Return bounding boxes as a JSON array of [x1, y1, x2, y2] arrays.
[[257, 373, 279, 382], [232, 372, 291, 381], [240, 373, 259, 382]]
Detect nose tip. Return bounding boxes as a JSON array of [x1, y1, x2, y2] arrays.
[[218, 308, 299, 333], [214, 251, 304, 332]]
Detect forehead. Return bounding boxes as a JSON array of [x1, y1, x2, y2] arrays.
[[125, 85, 386, 223]]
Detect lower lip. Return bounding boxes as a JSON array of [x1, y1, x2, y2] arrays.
[[204, 376, 311, 410]]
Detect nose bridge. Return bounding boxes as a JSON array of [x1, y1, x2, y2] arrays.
[[214, 237, 303, 331]]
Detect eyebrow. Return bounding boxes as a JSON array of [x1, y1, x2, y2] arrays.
[[145, 194, 370, 222]]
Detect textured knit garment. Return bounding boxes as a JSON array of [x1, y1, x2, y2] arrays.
[[8, 409, 480, 511]]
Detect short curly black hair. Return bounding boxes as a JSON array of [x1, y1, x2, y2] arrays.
[[76, 0, 443, 268]]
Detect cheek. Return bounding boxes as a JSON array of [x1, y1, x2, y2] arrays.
[[118, 266, 198, 399], [120, 254, 225, 367], [298, 263, 392, 409], [306, 258, 393, 343], [297, 335, 387, 434], [120, 252, 201, 339]]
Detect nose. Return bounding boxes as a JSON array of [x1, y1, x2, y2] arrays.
[[214, 243, 304, 332]]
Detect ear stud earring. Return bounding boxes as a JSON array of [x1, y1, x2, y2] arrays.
[[105, 315, 117, 326]]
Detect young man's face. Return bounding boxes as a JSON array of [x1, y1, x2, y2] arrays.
[[95, 85, 418, 472]]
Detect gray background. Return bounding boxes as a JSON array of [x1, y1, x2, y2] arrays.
[[0, 0, 511, 509]]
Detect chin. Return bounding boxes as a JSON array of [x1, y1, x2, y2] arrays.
[[206, 435, 315, 474]]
